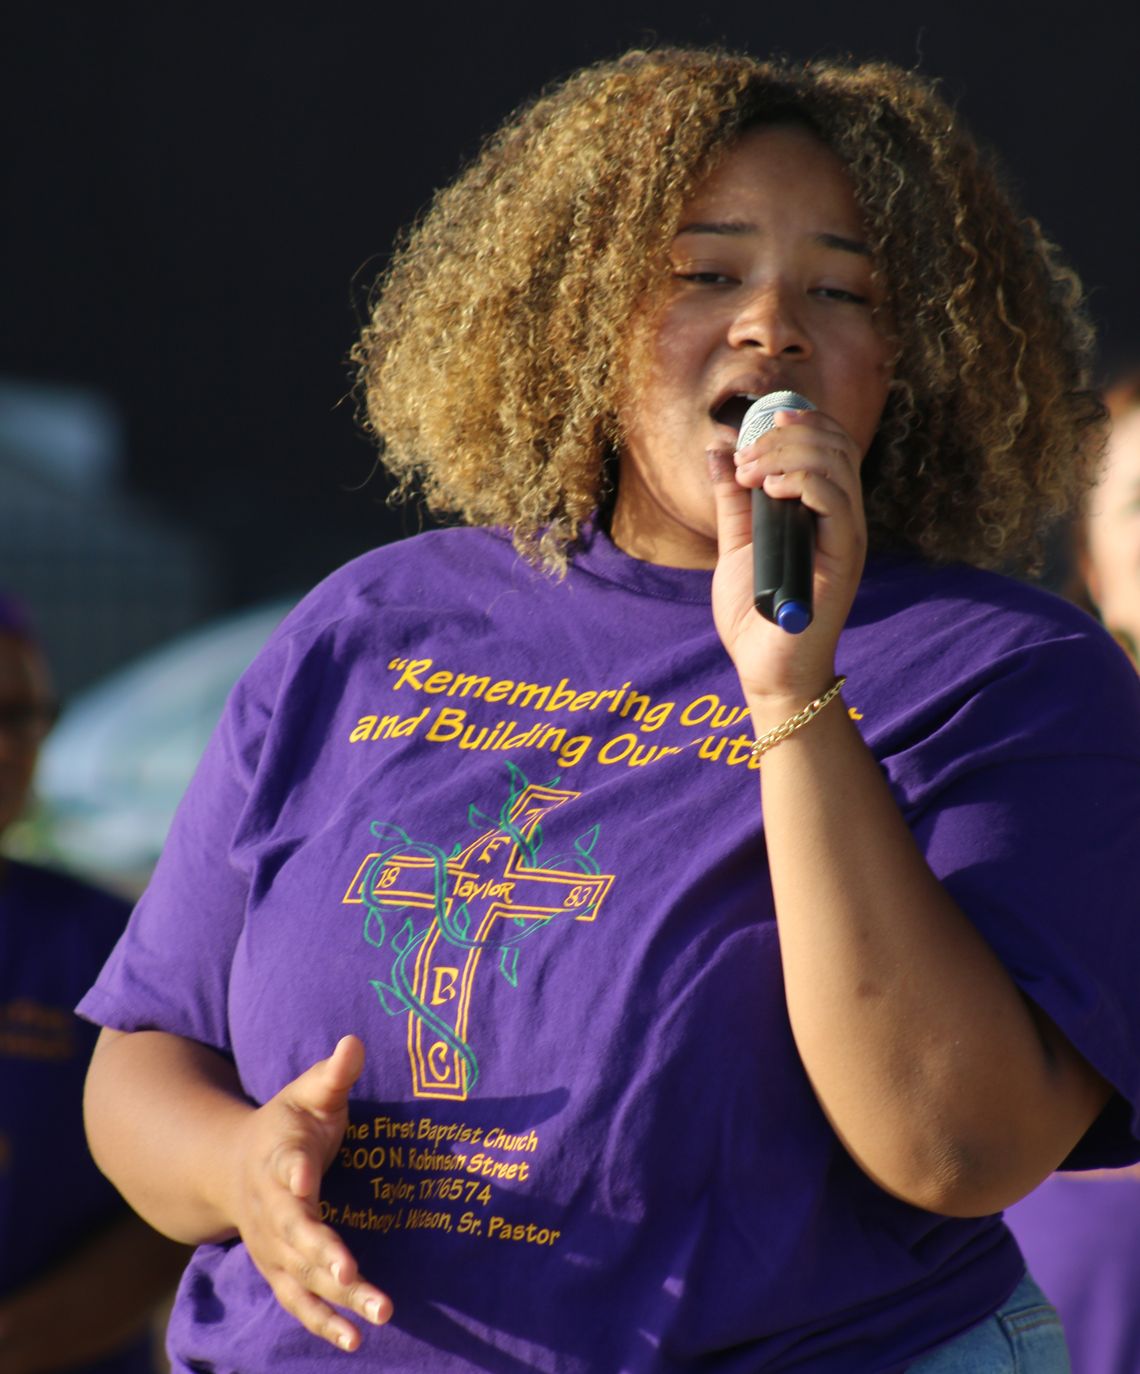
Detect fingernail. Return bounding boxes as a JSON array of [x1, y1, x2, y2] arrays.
[[331, 1260, 346, 1284], [365, 1297, 385, 1323], [338, 1331, 354, 1351]]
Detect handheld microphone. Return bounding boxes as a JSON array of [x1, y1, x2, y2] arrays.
[[738, 391, 816, 634]]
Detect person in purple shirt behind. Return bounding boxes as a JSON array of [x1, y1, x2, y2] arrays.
[[1004, 372, 1140, 1374], [0, 595, 187, 1373], [79, 50, 1140, 1373]]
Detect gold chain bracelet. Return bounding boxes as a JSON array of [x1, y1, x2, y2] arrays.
[[749, 676, 847, 759]]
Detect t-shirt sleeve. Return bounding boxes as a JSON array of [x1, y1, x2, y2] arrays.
[[891, 628, 1140, 1165], [76, 646, 274, 1054], [910, 754, 1140, 1165]]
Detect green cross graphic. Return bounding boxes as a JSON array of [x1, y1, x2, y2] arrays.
[[344, 781, 614, 1100]]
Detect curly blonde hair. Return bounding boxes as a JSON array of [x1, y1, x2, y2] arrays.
[[353, 47, 1103, 573]]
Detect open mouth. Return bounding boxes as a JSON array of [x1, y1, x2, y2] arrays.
[[711, 394, 760, 433]]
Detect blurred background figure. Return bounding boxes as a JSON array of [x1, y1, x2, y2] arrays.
[[1072, 372, 1140, 666], [0, 594, 186, 1373], [1004, 370, 1140, 1373], [1006, 1167, 1140, 1374], [16, 597, 294, 895]]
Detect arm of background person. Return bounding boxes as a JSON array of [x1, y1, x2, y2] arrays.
[[0, 1212, 189, 1374]]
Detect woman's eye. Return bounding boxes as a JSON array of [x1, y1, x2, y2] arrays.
[[813, 286, 869, 305], [674, 270, 734, 285]]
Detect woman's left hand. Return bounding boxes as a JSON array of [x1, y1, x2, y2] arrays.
[[708, 407, 867, 715]]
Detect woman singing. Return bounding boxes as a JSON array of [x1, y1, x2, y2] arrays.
[[80, 49, 1140, 1372]]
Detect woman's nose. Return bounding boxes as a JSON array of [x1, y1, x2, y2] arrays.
[[726, 283, 810, 356]]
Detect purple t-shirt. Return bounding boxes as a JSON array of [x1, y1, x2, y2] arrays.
[[2, 859, 154, 1374], [1005, 1172, 1140, 1373], [79, 526, 1140, 1372]]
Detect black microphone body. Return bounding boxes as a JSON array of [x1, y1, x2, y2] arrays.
[[738, 391, 816, 634]]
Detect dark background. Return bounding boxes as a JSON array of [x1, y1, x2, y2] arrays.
[[4, 2, 1137, 613]]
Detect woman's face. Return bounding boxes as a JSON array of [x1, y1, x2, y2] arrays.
[[1084, 408, 1140, 660], [612, 124, 894, 569]]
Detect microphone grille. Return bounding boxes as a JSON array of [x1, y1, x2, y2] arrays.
[[737, 391, 815, 451]]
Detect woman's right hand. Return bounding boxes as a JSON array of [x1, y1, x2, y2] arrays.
[[226, 1035, 393, 1351]]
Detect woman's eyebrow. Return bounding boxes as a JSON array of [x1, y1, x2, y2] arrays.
[[816, 231, 871, 257], [674, 219, 755, 237], [674, 222, 870, 257]]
